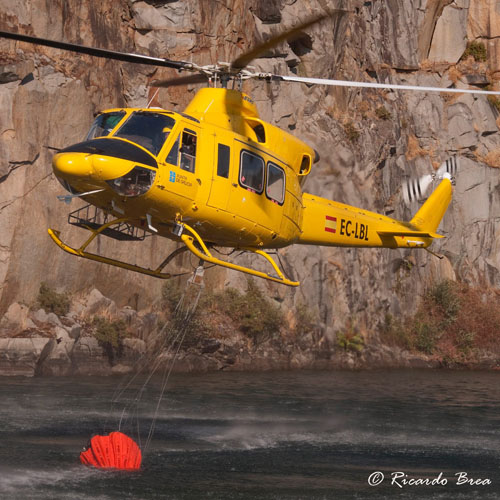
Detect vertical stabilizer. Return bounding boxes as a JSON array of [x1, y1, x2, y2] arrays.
[[410, 175, 453, 233]]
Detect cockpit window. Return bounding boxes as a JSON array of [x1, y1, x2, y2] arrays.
[[86, 112, 126, 140], [114, 112, 176, 156], [179, 131, 197, 173]]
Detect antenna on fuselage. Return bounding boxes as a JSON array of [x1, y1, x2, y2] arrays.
[[146, 88, 160, 108]]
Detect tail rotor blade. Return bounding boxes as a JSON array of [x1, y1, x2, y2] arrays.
[[436, 155, 458, 179], [404, 156, 459, 205], [403, 174, 433, 205]]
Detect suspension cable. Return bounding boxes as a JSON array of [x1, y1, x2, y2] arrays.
[[110, 265, 206, 457]]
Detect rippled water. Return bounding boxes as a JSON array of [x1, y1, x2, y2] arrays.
[[0, 369, 498, 499]]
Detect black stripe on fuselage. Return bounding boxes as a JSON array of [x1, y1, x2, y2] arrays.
[[62, 138, 158, 168]]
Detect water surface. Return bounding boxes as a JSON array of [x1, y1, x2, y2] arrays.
[[0, 369, 498, 499]]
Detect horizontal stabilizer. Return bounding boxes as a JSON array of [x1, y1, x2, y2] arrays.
[[377, 230, 444, 239]]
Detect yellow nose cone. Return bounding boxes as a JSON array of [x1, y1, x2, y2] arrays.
[[52, 152, 93, 179]]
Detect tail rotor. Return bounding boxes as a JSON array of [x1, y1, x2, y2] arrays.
[[436, 155, 458, 179], [403, 156, 458, 205]]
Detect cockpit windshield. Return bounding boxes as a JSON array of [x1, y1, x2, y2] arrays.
[[86, 111, 126, 140], [114, 112, 176, 156]]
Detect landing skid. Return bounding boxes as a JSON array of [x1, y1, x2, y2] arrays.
[[179, 222, 299, 287], [48, 218, 299, 286], [48, 223, 176, 279]]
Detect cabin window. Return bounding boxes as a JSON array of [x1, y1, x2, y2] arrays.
[[86, 111, 126, 140], [114, 111, 176, 156], [217, 144, 230, 178], [266, 162, 285, 204], [179, 130, 197, 173], [240, 150, 264, 193]]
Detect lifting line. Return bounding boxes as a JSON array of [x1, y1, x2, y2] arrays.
[[107, 264, 205, 457]]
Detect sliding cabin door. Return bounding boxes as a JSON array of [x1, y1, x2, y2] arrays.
[[227, 143, 285, 238]]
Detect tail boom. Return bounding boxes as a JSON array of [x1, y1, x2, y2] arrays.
[[298, 177, 452, 249]]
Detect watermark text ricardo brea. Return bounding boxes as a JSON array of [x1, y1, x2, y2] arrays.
[[368, 471, 492, 488]]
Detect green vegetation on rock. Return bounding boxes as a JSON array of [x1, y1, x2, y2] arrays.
[[37, 282, 70, 316], [93, 316, 128, 365], [380, 280, 500, 365], [487, 95, 500, 113], [161, 279, 283, 346], [375, 106, 391, 120], [336, 332, 365, 353], [294, 303, 317, 336], [344, 122, 360, 142], [336, 318, 365, 353], [462, 41, 487, 62], [216, 280, 283, 344]]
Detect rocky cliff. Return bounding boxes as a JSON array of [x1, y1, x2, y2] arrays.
[[1, 0, 499, 352]]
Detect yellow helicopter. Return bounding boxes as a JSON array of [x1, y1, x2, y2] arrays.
[[2, 16, 499, 287]]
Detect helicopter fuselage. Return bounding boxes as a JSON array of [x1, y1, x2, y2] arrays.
[[51, 87, 452, 284], [53, 88, 315, 250]]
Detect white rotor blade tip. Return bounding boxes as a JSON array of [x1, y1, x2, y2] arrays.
[[278, 75, 500, 95]]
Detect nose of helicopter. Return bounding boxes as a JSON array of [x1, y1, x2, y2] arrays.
[[52, 138, 159, 185], [52, 138, 160, 201], [52, 152, 133, 183], [52, 152, 94, 179]]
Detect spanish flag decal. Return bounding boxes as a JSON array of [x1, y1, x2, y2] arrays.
[[325, 215, 337, 233]]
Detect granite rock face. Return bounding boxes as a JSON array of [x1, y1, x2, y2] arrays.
[[0, 0, 499, 346], [427, 0, 469, 63], [468, 0, 500, 80], [0, 295, 445, 376]]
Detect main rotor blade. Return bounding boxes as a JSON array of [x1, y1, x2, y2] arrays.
[[231, 11, 345, 71], [0, 30, 187, 70], [152, 73, 209, 88], [271, 74, 500, 95]]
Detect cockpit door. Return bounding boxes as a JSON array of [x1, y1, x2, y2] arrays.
[[160, 126, 200, 203]]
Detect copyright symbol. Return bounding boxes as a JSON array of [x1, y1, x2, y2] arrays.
[[368, 471, 384, 486]]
